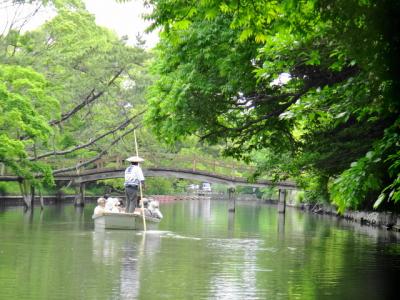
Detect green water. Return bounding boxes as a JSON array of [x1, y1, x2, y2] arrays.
[[0, 199, 399, 299]]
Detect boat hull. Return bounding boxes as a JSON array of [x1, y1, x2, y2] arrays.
[[93, 212, 161, 230]]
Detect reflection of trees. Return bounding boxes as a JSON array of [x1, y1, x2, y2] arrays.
[[209, 239, 261, 299], [234, 201, 264, 234], [188, 198, 211, 220], [1, 205, 163, 299], [0, 206, 117, 299], [257, 208, 400, 298], [150, 201, 266, 298], [1, 201, 399, 298], [159, 199, 212, 234]]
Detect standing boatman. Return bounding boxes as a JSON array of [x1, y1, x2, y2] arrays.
[[124, 156, 145, 213]]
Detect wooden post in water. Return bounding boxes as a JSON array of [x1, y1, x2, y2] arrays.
[[278, 189, 286, 214], [228, 187, 236, 212], [74, 183, 85, 207]]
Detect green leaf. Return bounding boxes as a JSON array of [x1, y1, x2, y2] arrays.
[[239, 28, 253, 42], [373, 193, 385, 209]]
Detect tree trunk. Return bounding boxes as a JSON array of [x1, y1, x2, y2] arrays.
[[19, 180, 31, 209], [39, 188, 44, 210], [30, 184, 35, 209]]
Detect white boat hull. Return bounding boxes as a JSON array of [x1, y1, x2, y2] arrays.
[[93, 212, 161, 230]]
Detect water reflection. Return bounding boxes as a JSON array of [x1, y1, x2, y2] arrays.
[[119, 236, 140, 299], [322, 214, 400, 243], [23, 207, 34, 224], [228, 211, 235, 238], [188, 197, 211, 219], [208, 238, 263, 299], [91, 229, 163, 299], [92, 229, 119, 265], [1, 200, 399, 299], [277, 213, 285, 239]]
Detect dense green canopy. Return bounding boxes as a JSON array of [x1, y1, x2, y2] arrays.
[[0, 64, 57, 184], [0, 0, 151, 195], [145, 0, 400, 212]]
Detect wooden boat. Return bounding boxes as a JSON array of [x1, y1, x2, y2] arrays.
[[92, 212, 161, 230]]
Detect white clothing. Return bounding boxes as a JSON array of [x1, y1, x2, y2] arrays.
[[111, 206, 121, 213], [124, 165, 145, 186], [105, 197, 120, 211], [93, 206, 105, 217]]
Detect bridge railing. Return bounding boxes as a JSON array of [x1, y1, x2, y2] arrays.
[[0, 152, 257, 180], [95, 152, 256, 178]]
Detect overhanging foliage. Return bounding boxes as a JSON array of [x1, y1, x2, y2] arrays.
[[145, 0, 400, 212]]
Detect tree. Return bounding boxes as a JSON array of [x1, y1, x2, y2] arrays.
[[0, 0, 153, 203], [0, 64, 58, 188], [145, 0, 400, 212]]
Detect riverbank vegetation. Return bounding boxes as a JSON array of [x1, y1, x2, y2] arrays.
[[145, 0, 400, 212]]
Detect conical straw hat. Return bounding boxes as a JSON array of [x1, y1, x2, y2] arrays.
[[125, 156, 144, 162]]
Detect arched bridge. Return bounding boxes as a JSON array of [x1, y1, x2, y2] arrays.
[[0, 153, 297, 189], [0, 154, 297, 209], [54, 167, 297, 189]]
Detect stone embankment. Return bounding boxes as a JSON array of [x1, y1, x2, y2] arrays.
[[290, 202, 400, 232]]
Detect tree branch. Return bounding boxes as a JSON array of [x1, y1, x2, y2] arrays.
[[31, 110, 146, 160], [52, 124, 141, 175], [202, 65, 359, 141], [233, 91, 306, 132], [230, 92, 297, 108], [49, 68, 124, 126], [201, 90, 307, 141]]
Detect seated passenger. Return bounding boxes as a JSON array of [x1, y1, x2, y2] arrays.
[[93, 198, 106, 217], [105, 196, 120, 211], [117, 199, 125, 212], [148, 200, 163, 219], [110, 198, 125, 213], [143, 198, 163, 219]]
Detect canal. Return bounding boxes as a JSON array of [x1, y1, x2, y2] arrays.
[[0, 199, 399, 299]]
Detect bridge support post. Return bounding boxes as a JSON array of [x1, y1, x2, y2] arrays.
[[278, 189, 286, 214], [228, 187, 236, 212], [74, 183, 85, 207]]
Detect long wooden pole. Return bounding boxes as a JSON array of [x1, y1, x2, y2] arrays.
[[134, 130, 146, 231]]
